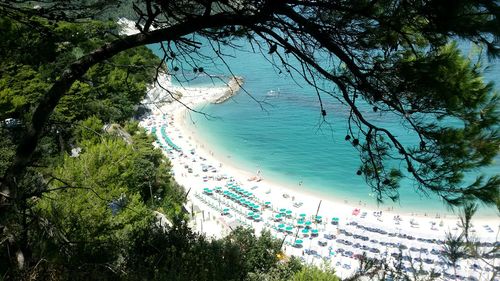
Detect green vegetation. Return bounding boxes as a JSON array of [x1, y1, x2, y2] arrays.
[[0, 12, 340, 281], [1, 0, 499, 280]]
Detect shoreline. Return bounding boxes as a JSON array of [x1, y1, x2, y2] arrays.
[[179, 105, 499, 220], [139, 73, 498, 279], [123, 17, 498, 278], [149, 75, 499, 225], [118, 17, 498, 220]]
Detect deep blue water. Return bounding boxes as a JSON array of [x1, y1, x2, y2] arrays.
[[149, 40, 499, 215]]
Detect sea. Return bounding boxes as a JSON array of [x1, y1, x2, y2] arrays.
[[149, 39, 499, 216]]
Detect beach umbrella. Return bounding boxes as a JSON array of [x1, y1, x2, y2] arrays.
[[253, 214, 261, 220], [315, 215, 322, 222], [302, 228, 309, 234], [264, 201, 271, 206], [279, 208, 287, 214], [247, 211, 254, 217], [295, 239, 303, 245], [285, 226, 293, 232], [299, 213, 307, 218], [311, 229, 319, 235], [305, 221, 312, 227], [274, 214, 282, 221], [253, 204, 260, 210], [296, 219, 304, 226], [286, 210, 293, 216]]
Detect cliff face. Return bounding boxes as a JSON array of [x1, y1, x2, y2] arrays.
[[213, 76, 244, 104]]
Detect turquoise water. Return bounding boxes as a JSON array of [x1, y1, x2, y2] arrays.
[[149, 41, 499, 215]]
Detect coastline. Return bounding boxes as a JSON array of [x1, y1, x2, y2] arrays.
[[149, 73, 499, 227], [140, 73, 498, 279], [180, 107, 498, 216], [123, 17, 498, 279]]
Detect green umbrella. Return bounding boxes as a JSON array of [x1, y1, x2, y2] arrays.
[[247, 212, 254, 217], [223, 208, 230, 212], [253, 214, 261, 220], [279, 208, 287, 213], [264, 201, 271, 205], [295, 239, 303, 244], [278, 223, 285, 228], [297, 219, 304, 225], [302, 228, 309, 233], [311, 229, 319, 234], [286, 210, 293, 215], [305, 221, 312, 227], [285, 226, 293, 232], [332, 217, 339, 221], [299, 213, 307, 218], [274, 214, 282, 220]]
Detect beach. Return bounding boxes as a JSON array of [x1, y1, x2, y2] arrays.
[[138, 74, 499, 280]]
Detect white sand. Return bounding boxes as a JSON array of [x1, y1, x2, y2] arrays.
[[137, 73, 499, 279]]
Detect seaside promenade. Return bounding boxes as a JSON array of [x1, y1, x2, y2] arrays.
[[139, 77, 499, 280]]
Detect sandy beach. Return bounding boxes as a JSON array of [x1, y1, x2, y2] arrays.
[[137, 73, 499, 279]]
